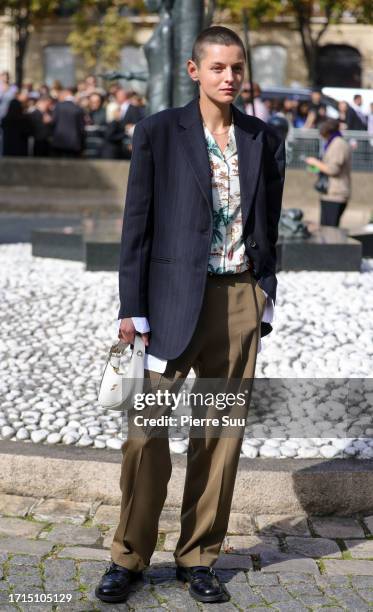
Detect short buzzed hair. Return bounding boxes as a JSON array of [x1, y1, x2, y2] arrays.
[[192, 25, 247, 67]]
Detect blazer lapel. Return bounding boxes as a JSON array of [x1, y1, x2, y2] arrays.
[[232, 104, 263, 229], [178, 97, 263, 227], [178, 98, 213, 212]]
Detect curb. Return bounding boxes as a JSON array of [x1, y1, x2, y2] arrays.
[[1, 440, 373, 515]]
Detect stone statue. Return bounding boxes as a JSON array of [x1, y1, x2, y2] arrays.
[[144, 0, 173, 114], [279, 209, 311, 239]]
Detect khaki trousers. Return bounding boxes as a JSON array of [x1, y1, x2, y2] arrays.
[[111, 269, 266, 571]]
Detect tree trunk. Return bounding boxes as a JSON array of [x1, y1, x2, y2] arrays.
[[15, 10, 30, 88]]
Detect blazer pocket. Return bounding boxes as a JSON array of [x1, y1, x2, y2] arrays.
[[150, 256, 173, 264]]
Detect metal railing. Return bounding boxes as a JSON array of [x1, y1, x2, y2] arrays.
[[287, 128, 373, 172]]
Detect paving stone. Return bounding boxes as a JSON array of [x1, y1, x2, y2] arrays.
[[199, 603, 237, 611], [247, 572, 279, 586], [324, 587, 370, 609], [279, 572, 318, 584], [55, 602, 98, 612], [316, 575, 350, 587], [39, 523, 101, 546], [285, 582, 323, 597], [8, 554, 40, 566], [0, 494, 39, 518], [0, 517, 46, 538], [285, 536, 342, 559], [163, 531, 180, 551], [125, 582, 161, 607], [102, 526, 116, 549], [260, 552, 319, 574], [78, 560, 109, 586], [219, 570, 248, 585], [227, 512, 256, 535], [344, 539, 373, 559], [58, 547, 110, 561], [298, 594, 339, 607], [158, 509, 180, 532], [256, 584, 296, 603], [92, 504, 120, 527], [357, 588, 373, 602], [323, 559, 373, 575], [228, 583, 264, 607], [255, 515, 310, 537], [0, 537, 53, 556], [90, 603, 129, 612], [150, 551, 175, 565], [310, 517, 365, 539], [215, 553, 252, 570], [0, 551, 8, 564], [153, 584, 199, 610], [144, 566, 176, 584], [350, 575, 373, 588], [362, 516, 373, 535], [223, 535, 280, 555], [44, 558, 76, 581], [32, 498, 91, 525], [271, 604, 309, 612]]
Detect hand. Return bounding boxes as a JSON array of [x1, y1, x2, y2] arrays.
[[118, 318, 149, 347], [305, 156, 319, 166]]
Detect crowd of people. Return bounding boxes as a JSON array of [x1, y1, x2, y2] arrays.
[[1, 70, 372, 159], [0, 72, 146, 159]]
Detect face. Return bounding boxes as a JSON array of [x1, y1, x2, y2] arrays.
[[187, 43, 245, 105], [89, 94, 102, 110]]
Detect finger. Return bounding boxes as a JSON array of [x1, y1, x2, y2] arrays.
[[141, 333, 149, 347]]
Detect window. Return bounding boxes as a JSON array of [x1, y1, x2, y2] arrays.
[[43, 45, 75, 87], [252, 45, 287, 87]]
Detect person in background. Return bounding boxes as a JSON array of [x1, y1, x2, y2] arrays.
[[240, 81, 269, 122], [350, 94, 367, 128], [337, 100, 366, 131], [304, 89, 325, 128], [367, 102, 373, 136], [29, 95, 53, 157], [306, 118, 351, 227], [1, 98, 34, 156], [87, 93, 107, 126], [0, 71, 18, 121], [294, 101, 309, 128], [50, 86, 85, 157]]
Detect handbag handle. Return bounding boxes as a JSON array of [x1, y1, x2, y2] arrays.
[[109, 334, 145, 375]]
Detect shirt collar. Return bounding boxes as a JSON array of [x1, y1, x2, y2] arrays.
[[203, 121, 237, 161]]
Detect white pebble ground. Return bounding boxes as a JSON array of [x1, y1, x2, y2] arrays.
[[0, 244, 372, 458]]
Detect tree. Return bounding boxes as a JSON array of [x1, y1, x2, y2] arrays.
[[0, 0, 58, 87], [67, 1, 140, 74], [217, 0, 373, 85]]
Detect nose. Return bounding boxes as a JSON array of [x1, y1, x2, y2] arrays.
[[224, 67, 234, 83]]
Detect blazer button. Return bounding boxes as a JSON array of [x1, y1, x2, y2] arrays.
[[250, 240, 257, 248]]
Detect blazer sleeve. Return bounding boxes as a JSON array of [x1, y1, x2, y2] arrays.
[[261, 129, 286, 305], [118, 120, 154, 319]]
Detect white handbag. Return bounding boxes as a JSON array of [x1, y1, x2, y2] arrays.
[[97, 334, 145, 410]]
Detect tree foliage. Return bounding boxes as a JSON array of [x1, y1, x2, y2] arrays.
[[67, 1, 138, 72], [0, 0, 58, 85], [217, 0, 373, 84]]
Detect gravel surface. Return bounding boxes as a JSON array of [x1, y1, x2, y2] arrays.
[[1, 244, 372, 458]]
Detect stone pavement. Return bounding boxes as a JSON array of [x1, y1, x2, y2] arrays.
[[1, 495, 373, 610]]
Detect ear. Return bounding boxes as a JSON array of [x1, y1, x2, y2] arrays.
[[187, 59, 199, 83]]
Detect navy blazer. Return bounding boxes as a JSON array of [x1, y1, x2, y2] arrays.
[[118, 95, 286, 360]]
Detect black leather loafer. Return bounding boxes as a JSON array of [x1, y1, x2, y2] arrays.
[[176, 565, 230, 603], [95, 561, 143, 603]]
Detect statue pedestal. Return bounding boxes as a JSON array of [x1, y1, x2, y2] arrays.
[[277, 226, 362, 272], [348, 225, 373, 258]]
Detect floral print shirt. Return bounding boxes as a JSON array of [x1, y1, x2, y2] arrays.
[[203, 121, 251, 275]]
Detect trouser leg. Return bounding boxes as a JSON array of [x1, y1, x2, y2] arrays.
[[174, 270, 265, 567]]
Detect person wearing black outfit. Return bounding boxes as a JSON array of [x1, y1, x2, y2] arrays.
[[50, 87, 85, 158], [1, 98, 33, 156], [29, 96, 53, 157]]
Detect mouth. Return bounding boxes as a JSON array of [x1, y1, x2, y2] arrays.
[[220, 89, 236, 93]]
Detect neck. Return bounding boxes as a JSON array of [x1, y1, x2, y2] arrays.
[[198, 90, 232, 132]]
